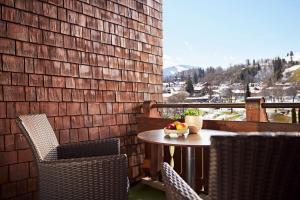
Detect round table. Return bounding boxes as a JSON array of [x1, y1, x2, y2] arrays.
[[137, 129, 236, 189]]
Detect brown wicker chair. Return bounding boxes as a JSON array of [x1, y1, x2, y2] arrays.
[[162, 135, 300, 200], [17, 114, 128, 200]]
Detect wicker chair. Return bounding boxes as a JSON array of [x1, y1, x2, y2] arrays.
[[17, 114, 128, 200], [161, 162, 202, 200], [162, 135, 300, 200]]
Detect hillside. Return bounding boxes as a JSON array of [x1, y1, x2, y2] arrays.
[[163, 65, 198, 77], [283, 65, 300, 82], [164, 57, 300, 85], [290, 68, 300, 82]]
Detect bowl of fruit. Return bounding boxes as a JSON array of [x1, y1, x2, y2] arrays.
[[164, 121, 189, 137]]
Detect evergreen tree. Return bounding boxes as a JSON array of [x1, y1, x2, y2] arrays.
[[245, 83, 251, 100], [273, 57, 283, 81], [257, 63, 261, 71], [185, 76, 194, 94], [282, 58, 287, 65], [246, 59, 250, 66], [198, 68, 205, 79], [290, 51, 294, 64], [206, 66, 215, 73], [193, 72, 198, 84]]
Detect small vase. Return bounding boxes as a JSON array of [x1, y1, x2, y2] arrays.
[[185, 115, 203, 134]]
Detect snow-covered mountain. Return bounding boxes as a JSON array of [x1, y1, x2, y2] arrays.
[[163, 65, 197, 77]]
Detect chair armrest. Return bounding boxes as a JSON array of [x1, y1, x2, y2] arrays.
[[57, 138, 120, 159], [39, 154, 128, 200]]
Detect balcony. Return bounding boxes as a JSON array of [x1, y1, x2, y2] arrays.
[[138, 99, 300, 195], [0, 0, 300, 200]]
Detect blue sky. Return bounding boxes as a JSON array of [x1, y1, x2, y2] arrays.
[[163, 0, 300, 68]]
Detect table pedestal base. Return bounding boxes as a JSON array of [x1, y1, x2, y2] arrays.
[[186, 146, 196, 189]]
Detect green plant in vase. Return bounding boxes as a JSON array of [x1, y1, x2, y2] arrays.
[[183, 108, 204, 134]]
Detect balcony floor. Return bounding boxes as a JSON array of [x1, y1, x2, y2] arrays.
[[129, 183, 165, 200]]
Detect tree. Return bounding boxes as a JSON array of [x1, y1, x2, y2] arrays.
[[286, 86, 298, 102], [185, 75, 194, 94], [180, 73, 185, 81], [289, 51, 294, 64], [272, 86, 284, 102], [198, 68, 205, 80], [246, 59, 250, 66], [282, 58, 287, 65], [193, 72, 198, 84], [257, 63, 261, 71], [240, 67, 259, 83], [206, 66, 215, 73], [273, 57, 283, 81], [222, 87, 233, 103], [206, 83, 214, 100], [245, 83, 251, 100]]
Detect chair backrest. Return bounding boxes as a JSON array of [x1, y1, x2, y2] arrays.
[[209, 135, 300, 200], [17, 114, 59, 162], [161, 162, 201, 200]]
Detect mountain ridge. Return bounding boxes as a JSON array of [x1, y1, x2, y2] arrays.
[[163, 65, 199, 77]]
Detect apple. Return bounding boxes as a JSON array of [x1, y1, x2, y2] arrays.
[[181, 123, 188, 128], [166, 123, 176, 130]]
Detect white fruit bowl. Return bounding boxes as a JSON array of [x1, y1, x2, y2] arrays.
[[164, 128, 189, 137]]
